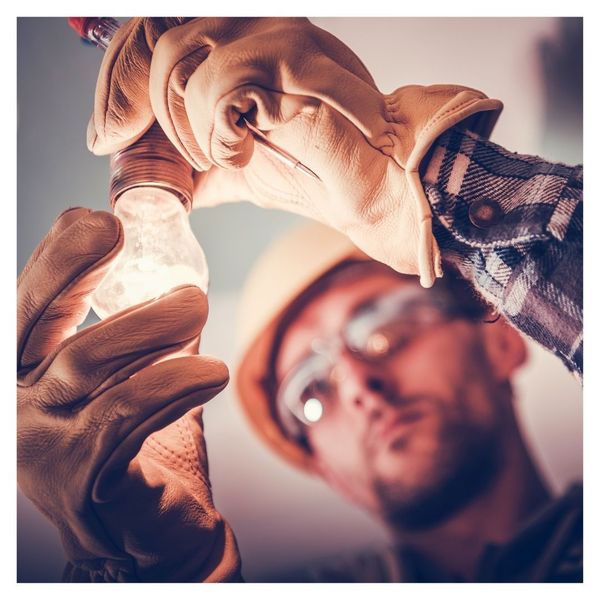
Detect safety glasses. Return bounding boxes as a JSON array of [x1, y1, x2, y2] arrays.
[[274, 284, 482, 439]]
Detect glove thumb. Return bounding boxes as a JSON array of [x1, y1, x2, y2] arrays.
[[17, 209, 124, 370], [87, 18, 189, 155]]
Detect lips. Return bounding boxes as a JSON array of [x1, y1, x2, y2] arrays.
[[369, 400, 430, 450], [380, 410, 424, 442]]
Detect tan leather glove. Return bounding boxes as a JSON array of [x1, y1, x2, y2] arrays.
[[17, 208, 241, 582], [88, 17, 502, 287]]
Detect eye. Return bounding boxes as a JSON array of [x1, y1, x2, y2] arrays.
[[364, 322, 415, 358], [300, 378, 332, 402], [364, 331, 391, 357]]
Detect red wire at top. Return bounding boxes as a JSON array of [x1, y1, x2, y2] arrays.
[[67, 17, 96, 39]]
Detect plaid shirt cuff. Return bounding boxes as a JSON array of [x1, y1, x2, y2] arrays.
[[422, 127, 583, 378]]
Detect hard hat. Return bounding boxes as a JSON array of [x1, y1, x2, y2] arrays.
[[234, 220, 369, 472]]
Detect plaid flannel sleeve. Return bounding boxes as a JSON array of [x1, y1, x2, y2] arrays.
[[422, 127, 582, 378]]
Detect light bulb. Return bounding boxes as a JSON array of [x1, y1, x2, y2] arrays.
[[91, 187, 209, 319], [68, 18, 210, 319], [90, 123, 208, 320]]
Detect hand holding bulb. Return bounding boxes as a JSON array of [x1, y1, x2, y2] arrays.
[[17, 208, 240, 582]]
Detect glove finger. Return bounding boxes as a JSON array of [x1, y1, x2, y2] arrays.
[[150, 42, 213, 172], [17, 211, 124, 371], [188, 92, 311, 206], [88, 18, 189, 155], [194, 85, 317, 169], [201, 66, 388, 171], [18, 207, 92, 287], [149, 17, 271, 171], [87, 18, 153, 155], [151, 18, 389, 171], [189, 100, 342, 220], [84, 354, 229, 502], [28, 285, 207, 409]]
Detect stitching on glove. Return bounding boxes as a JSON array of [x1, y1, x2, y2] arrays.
[[420, 97, 482, 139], [177, 418, 203, 480], [182, 416, 212, 489], [146, 435, 188, 471], [146, 430, 209, 488], [94, 380, 226, 493]]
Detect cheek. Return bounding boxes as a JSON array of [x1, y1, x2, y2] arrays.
[[434, 328, 501, 426], [308, 419, 385, 511], [308, 413, 370, 481], [394, 324, 492, 398]]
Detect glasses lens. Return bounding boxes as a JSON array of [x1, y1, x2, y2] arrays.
[[345, 287, 452, 360], [276, 353, 335, 437]]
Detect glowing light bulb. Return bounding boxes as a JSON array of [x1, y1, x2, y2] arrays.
[[87, 119, 207, 319], [67, 20, 209, 319], [91, 187, 208, 319]]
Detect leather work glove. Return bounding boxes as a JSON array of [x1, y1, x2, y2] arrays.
[[17, 208, 241, 582], [88, 17, 502, 287]]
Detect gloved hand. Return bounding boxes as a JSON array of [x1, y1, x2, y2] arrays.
[[88, 17, 502, 287], [17, 207, 241, 582]]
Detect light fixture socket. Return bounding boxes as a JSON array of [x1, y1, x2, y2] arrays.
[[109, 122, 194, 211]]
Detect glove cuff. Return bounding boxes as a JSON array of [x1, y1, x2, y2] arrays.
[[404, 91, 503, 287]]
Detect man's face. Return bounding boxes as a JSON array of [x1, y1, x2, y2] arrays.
[[275, 265, 523, 528]]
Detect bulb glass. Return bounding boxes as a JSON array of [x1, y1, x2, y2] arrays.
[[91, 187, 209, 319]]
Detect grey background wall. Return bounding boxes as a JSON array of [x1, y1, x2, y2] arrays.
[[17, 17, 582, 582]]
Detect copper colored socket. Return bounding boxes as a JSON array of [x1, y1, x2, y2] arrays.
[[109, 123, 194, 211]]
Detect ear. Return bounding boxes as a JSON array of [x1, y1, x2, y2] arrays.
[[480, 319, 527, 380]]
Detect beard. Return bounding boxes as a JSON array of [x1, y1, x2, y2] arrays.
[[372, 417, 504, 532]]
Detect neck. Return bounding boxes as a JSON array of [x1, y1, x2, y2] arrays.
[[386, 406, 550, 581]]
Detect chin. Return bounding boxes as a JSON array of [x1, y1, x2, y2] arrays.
[[374, 426, 443, 479], [376, 468, 439, 501], [372, 437, 503, 531]]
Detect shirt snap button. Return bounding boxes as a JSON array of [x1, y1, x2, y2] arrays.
[[468, 198, 503, 229]]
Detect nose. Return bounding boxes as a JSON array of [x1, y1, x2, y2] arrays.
[[333, 351, 398, 419]]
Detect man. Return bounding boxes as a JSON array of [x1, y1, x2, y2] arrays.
[[233, 221, 582, 582]]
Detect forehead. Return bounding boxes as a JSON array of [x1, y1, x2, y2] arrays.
[[275, 265, 419, 378]]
